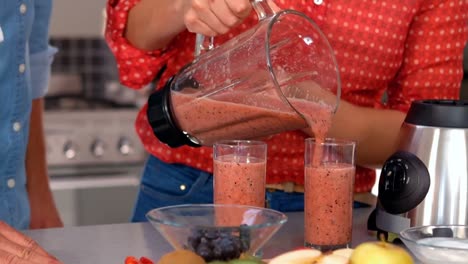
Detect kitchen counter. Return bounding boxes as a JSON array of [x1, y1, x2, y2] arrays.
[[23, 207, 378, 264]]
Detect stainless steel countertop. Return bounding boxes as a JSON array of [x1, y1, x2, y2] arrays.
[[22, 208, 380, 264]]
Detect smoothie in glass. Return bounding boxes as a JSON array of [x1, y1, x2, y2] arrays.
[[304, 163, 355, 248], [213, 141, 267, 226], [214, 155, 266, 207], [303, 139, 356, 251], [213, 140, 267, 207]]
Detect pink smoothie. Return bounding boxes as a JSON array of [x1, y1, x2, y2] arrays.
[[213, 155, 266, 207], [304, 163, 355, 247], [288, 99, 333, 141], [171, 91, 333, 145]]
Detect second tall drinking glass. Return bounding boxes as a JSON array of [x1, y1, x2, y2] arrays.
[[213, 140, 267, 207], [304, 138, 356, 251]]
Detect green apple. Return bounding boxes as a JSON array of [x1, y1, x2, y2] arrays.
[[228, 260, 265, 264], [350, 241, 414, 264]]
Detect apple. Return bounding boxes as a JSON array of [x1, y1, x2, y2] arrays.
[[317, 254, 349, 264], [269, 249, 322, 264], [349, 241, 414, 264], [331, 248, 354, 259]]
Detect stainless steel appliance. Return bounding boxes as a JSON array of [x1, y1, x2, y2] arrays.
[[45, 103, 147, 226], [371, 100, 468, 237]]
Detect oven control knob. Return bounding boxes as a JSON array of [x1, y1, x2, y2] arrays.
[[63, 141, 78, 160], [91, 139, 106, 157], [118, 137, 133, 155]]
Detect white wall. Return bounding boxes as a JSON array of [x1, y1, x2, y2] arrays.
[[50, 0, 107, 38]]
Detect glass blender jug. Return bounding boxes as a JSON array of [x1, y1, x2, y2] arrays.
[[147, 0, 341, 148]]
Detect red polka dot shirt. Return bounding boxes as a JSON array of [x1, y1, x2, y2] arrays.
[[105, 0, 468, 193]]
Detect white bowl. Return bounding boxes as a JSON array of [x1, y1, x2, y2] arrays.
[[400, 225, 468, 264]]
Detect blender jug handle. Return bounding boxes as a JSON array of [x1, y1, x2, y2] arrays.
[[194, 34, 214, 57], [251, 0, 276, 20], [194, 0, 276, 57]]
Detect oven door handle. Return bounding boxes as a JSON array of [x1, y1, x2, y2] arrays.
[[49, 174, 141, 190]]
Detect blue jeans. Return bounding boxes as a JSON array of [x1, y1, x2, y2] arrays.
[[131, 156, 305, 222]]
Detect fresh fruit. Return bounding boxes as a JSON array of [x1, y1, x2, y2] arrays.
[[228, 260, 264, 264], [207, 255, 265, 264], [269, 248, 322, 264], [316, 254, 349, 264], [139, 256, 154, 264], [349, 241, 414, 264], [125, 256, 139, 264], [235, 254, 265, 263], [187, 227, 250, 262], [331, 248, 353, 259], [157, 249, 206, 264]]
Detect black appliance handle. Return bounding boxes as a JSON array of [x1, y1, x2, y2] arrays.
[[377, 151, 430, 215]]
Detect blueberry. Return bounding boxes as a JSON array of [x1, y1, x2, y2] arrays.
[[218, 237, 233, 248], [217, 237, 241, 260], [205, 229, 219, 240], [187, 235, 200, 250], [187, 228, 207, 249], [212, 244, 224, 260], [192, 228, 205, 238], [219, 229, 232, 237], [188, 227, 249, 262], [196, 243, 214, 262], [223, 244, 240, 260], [231, 236, 244, 251]]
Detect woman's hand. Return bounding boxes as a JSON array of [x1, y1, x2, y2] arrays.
[[125, 0, 253, 51], [0, 221, 62, 264], [184, 0, 252, 36]]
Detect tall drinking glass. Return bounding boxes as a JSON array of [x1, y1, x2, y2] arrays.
[[213, 140, 267, 207], [304, 138, 356, 251]]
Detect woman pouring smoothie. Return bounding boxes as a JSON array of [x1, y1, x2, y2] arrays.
[[104, 0, 468, 220]]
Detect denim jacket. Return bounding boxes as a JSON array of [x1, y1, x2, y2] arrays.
[[0, 0, 55, 229]]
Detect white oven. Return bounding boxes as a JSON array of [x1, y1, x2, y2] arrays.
[[44, 109, 147, 226]]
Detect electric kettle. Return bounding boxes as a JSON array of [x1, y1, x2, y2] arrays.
[[370, 100, 468, 238], [146, 0, 340, 148]]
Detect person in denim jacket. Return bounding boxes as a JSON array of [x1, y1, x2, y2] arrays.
[[0, 0, 64, 261]]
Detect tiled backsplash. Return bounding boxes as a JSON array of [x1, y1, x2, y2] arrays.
[[48, 37, 152, 107], [48, 37, 467, 102], [50, 37, 119, 98]]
